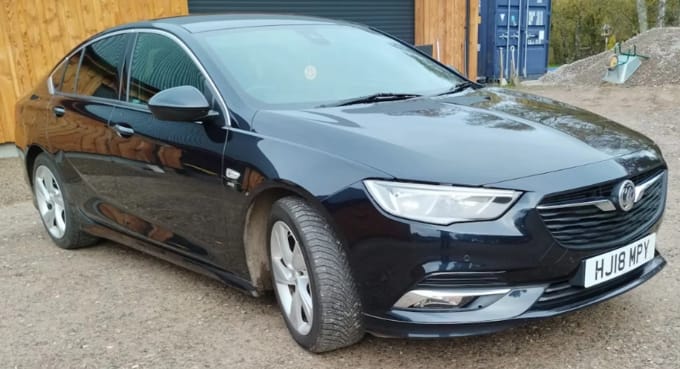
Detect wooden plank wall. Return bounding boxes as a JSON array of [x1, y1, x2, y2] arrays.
[[415, 0, 479, 80], [0, 0, 188, 144]]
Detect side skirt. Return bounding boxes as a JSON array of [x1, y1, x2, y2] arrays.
[[82, 222, 261, 297]]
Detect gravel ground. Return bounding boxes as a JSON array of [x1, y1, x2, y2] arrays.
[[0, 157, 31, 205], [1, 85, 679, 368], [540, 28, 680, 87]]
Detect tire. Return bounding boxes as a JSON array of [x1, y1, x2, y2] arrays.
[[268, 196, 364, 353], [32, 153, 99, 249]]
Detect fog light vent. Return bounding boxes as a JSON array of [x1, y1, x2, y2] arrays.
[[394, 288, 511, 310]]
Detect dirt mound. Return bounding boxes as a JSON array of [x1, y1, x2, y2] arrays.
[[540, 27, 680, 86]]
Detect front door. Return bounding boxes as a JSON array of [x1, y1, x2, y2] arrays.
[[107, 32, 231, 267]]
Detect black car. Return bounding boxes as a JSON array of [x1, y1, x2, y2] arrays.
[[14, 14, 667, 352]]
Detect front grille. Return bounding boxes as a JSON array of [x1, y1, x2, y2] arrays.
[[537, 169, 666, 249], [417, 272, 504, 289], [531, 268, 643, 310], [540, 169, 662, 205]]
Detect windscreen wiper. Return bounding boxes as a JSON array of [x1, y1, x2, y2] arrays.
[[435, 81, 477, 96], [317, 93, 422, 108]]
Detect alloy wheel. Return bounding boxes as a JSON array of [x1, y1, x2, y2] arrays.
[[270, 220, 313, 335], [34, 165, 67, 239]]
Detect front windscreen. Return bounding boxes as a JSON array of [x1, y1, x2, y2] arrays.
[[198, 24, 464, 109]]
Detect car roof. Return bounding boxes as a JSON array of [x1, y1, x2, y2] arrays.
[[108, 13, 350, 34]]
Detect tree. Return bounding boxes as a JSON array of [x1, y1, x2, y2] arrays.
[[637, 0, 649, 32], [657, 0, 666, 27]]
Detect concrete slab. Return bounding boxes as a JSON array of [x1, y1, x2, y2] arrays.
[[0, 143, 19, 158]]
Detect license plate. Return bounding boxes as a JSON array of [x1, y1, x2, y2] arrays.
[[581, 233, 656, 288]]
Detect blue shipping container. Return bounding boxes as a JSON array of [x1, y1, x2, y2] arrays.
[[478, 0, 552, 81]]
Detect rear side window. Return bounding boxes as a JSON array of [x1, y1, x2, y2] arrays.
[[59, 50, 82, 94], [76, 35, 128, 99], [128, 33, 206, 105], [50, 60, 67, 91]]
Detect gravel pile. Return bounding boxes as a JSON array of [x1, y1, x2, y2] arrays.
[[540, 27, 680, 86]]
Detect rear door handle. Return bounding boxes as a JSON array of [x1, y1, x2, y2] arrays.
[[52, 106, 65, 117], [111, 123, 135, 138]]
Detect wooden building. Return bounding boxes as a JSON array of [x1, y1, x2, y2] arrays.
[[0, 0, 188, 143], [416, 0, 479, 80]]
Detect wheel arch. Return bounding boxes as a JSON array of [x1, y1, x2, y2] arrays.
[[242, 180, 340, 293], [25, 144, 48, 186]]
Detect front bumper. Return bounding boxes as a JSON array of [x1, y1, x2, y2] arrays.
[[323, 157, 668, 339], [364, 254, 665, 338]]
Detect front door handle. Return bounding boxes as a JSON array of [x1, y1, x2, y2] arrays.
[[52, 106, 65, 117], [112, 123, 135, 138]]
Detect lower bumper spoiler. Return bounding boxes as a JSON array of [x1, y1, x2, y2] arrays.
[[365, 254, 666, 338]]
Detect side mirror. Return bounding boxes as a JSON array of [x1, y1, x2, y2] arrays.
[[148, 85, 211, 122]]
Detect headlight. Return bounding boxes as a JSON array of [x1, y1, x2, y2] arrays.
[[363, 180, 521, 225]]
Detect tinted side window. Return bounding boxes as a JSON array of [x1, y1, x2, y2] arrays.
[[50, 60, 67, 91], [60, 50, 82, 94], [76, 35, 128, 99], [129, 33, 206, 105]]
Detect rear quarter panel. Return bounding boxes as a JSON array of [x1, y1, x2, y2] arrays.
[[14, 79, 51, 154]]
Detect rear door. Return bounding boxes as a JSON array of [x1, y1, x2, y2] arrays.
[[107, 31, 232, 267], [46, 34, 131, 226]]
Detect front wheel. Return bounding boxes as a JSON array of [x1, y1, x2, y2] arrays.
[[268, 197, 364, 353]]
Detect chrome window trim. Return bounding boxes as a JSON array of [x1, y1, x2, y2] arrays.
[[47, 57, 67, 95], [46, 55, 73, 95], [47, 71, 56, 94], [46, 28, 231, 127], [537, 171, 665, 212]]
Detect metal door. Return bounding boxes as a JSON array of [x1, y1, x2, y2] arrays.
[[188, 0, 415, 43]]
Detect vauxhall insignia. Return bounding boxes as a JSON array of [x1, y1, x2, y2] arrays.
[[14, 16, 669, 351]]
